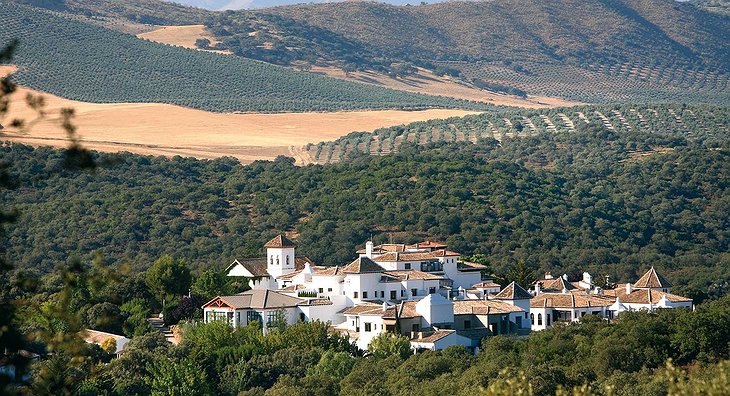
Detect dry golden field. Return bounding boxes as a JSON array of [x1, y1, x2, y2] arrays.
[[0, 66, 478, 164]]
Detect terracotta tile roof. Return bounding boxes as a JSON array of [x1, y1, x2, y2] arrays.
[[380, 273, 403, 282], [530, 293, 614, 308], [381, 301, 420, 319], [228, 256, 313, 279], [453, 299, 524, 315], [226, 257, 268, 277], [299, 298, 334, 306], [383, 270, 445, 280], [280, 284, 306, 292], [341, 302, 385, 315], [203, 289, 303, 309], [473, 282, 501, 289], [414, 241, 448, 249], [604, 286, 691, 304], [373, 252, 437, 262], [342, 257, 385, 274], [411, 329, 454, 343], [398, 301, 420, 318], [276, 261, 338, 280], [431, 250, 461, 257], [457, 261, 488, 271], [264, 234, 296, 248], [356, 243, 409, 254], [537, 277, 577, 292], [633, 267, 672, 289], [495, 282, 533, 300]]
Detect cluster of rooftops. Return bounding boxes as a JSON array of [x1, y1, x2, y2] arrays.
[[202, 234, 693, 352]]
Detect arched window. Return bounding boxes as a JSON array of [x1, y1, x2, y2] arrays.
[[538, 314, 543, 326], [530, 313, 534, 325]]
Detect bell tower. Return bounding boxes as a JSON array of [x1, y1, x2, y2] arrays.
[[264, 234, 297, 278]]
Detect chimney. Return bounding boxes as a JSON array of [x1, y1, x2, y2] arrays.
[[366, 241, 373, 258], [534, 282, 541, 295], [382, 302, 388, 312], [562, 274, 568, 281], [544, 272, 553, 280], [626, 282, 633, 294]]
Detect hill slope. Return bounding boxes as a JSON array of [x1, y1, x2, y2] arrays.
[[202, 0, 729, 103], [302, 104, 729, 164], [2, 122, 728, 301], [0, 2, 487, 113]]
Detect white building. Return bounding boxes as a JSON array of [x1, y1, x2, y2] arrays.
[[206, 235, 523, 352], [529, 267, 693, 331]]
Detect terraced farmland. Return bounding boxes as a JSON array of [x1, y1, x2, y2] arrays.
[[0, 2, 487, 113], [451, 61, 730, 104], [301, 105, 729, 164]]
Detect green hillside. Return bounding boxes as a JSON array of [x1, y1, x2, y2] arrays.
[[203, 0, 729, 103], [13, 0, 211, 25], [2, 105, 728, 301], [304, 104, 729, 164], [0, 2, 487, 113]]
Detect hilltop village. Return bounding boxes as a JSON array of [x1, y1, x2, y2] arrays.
[[203, 235, 693, 352]]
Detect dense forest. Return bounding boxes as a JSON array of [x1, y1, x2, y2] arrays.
[[0, 2, 486, 113], [2, 112, 728, 302], [201, 0, 729, 103]]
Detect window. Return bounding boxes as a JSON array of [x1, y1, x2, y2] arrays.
[[401, 290, 405, 297], [390, 290, 397, 300], [412, 323, 420, 332], [464, 320, 472, 329], [328, 288, 332, 292], [429, 287, 436, 294], [405, 263, 411, 270], [363, 291, 368, 299], [380, 291, 385, 298], [266, 311, 279, 328], [364, 323, 372, 332], [354, 292, 358, 298], [247, 311, 262, 325], [547, 314, 551, 326], [319, 288, 324, 293], [411, 288, 418, 297], [286, 256, 290, 265], [525, 312, 528, 319], [530, 313, 534, 325], [538, 313, 543, 326], [276, 256, 279, 265], [299, 313, 306, 322], [270, 256, 273, 265]]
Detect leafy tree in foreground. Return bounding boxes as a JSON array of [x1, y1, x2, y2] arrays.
[[367, 332, 411, 360], [145, 255, 192, 308]]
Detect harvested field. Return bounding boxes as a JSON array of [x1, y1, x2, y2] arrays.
[[0, 67, 477, 164], [137, 24, 231, 54]]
